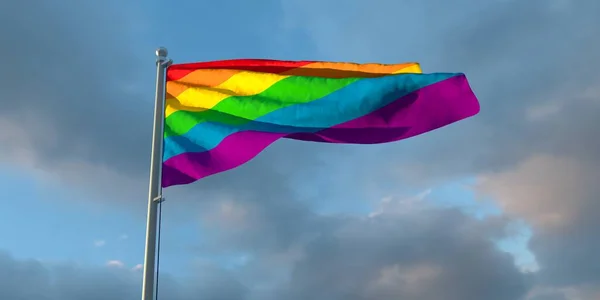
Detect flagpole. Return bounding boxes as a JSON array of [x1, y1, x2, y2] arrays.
[[141, 47, 171, 300]]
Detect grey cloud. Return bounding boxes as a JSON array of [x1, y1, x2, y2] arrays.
[[3, 0, 597, 197], [0, 251, 247, 300], [219, 197, 532, 300], [277, 0, 600, 298], [0, 0, 152, 179], [177, 142, 335, 255], [478, 155, 600, 293], [0, 0, 338, 298], [438, 2, 600, 297], [281, 0, 600, 182], [0, 196, 532, 300], [153, 183, 533, 300], [3, 0, 600, 299], [0, 0, 342, 205]]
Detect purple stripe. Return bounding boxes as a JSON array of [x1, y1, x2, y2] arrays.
[[162, 75, 479, 187], [286, 75, 479, 143]]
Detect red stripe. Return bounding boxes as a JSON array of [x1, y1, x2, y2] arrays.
[[166, 59, 314, 81]]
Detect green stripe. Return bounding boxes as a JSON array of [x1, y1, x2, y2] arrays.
[[164, 75, 359, 138]]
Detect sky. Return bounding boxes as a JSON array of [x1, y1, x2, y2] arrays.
[[0, 0, 599, 299]]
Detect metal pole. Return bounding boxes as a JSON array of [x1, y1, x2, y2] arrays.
[[141, 47, 171, 300]]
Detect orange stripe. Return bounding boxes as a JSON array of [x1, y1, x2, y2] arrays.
[[166, 62, 421, 99], [165, 69, 241, 99], [280, 62, 420, 77]]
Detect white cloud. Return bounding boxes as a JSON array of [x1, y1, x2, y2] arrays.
[[526, 101, 563, 121], [106, 260, 124, 268], [368, 189, 432, 218], [131, 264, 143, 272], [93, 240, 106, 247]]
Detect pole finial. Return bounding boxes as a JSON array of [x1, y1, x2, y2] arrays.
[[156, 47, 168, 62]]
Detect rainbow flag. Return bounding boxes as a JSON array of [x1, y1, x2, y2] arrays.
[[162, 59, 479, 187]]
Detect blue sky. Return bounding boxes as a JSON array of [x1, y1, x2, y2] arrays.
[[1, 0, 599, 299], [0, 162, 536, 279]]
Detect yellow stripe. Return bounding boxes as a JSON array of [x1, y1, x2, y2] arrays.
[[392, 64, 422, 74], [165, 71, 290, 118], [165, 63, 422, 118], [281, 62, 421, 77]]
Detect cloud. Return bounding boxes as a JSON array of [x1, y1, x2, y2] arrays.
[[0, 251, 247, 300], [0, 0, 154, 197], [277, 0, 600, 185], [267, 0, 600, 298], [193, 193, 530, 300], [106, 260, 125, 268], [477, 154, 600, 296], [132, 264, 143, 272], [0, 0, 346, 213], [93, 240, 106, 247], [2, 0, 600, 299], [476, 155, 597, 229]]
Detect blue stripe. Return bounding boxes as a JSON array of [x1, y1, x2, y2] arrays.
[[162, 73, 458, 161]]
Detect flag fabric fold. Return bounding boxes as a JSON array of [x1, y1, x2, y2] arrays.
[[161, 59, 479, 187]]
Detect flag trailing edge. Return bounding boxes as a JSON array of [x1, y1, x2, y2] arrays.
[[161, 59, 480, 187]]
